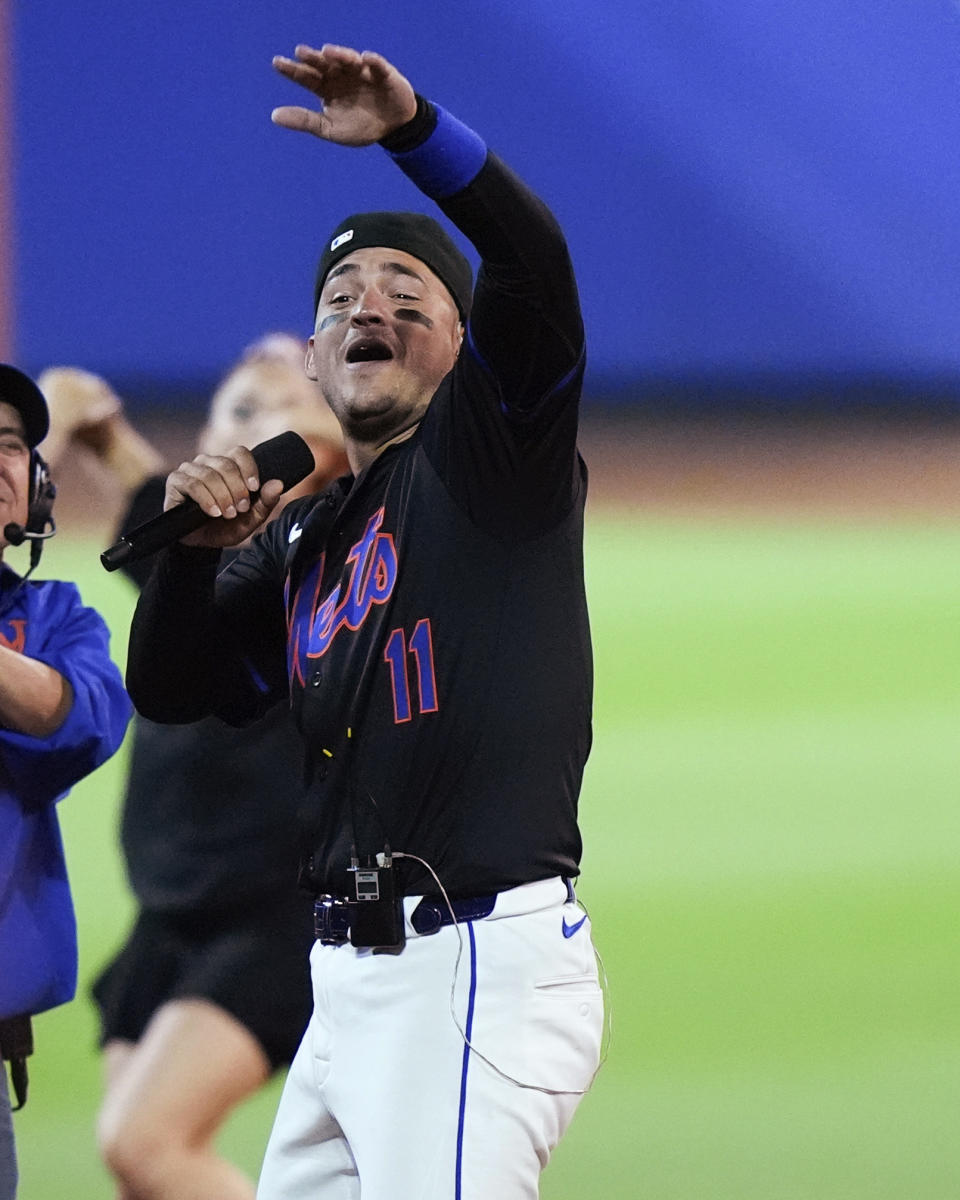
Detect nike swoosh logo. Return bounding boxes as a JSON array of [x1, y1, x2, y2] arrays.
[[562, 914, 587, 939], [288, 523, 303, 544]]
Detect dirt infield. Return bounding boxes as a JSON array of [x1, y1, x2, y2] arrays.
[[47, 410, 960, 537], [578, 411, 960, 518]]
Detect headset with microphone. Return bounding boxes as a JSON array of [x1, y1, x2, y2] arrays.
[[4, 448, 57, 575]]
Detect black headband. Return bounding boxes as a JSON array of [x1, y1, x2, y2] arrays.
[[314, 211, 473, 320]]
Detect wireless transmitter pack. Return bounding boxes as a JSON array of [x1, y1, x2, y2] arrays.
[[348, 850, 405, 952]]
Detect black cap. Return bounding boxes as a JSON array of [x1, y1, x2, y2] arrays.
[[0, 364, 49, 448], [314, 211, 473, 320]]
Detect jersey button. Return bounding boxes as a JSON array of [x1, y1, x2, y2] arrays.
[[310, 669, 323, 687]]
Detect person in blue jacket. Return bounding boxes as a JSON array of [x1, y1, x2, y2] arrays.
[[0, 364, 131, 1200]]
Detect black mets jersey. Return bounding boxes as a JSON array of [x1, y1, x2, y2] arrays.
[[128, 106, 592, 900]]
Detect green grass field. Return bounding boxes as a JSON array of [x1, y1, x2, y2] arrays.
[[11, 510, 960, 1198]]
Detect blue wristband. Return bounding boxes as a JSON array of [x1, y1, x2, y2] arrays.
[[385, 104, 487, 200]]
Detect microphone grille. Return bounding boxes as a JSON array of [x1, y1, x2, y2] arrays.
[[251, 431, 316, 492]]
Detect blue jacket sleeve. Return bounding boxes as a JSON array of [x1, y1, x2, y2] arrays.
[[0, 580, 131, 806]]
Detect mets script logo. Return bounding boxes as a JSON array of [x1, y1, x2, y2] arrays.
[[287, 508, 398, 687], [0, 619, 26, 654]]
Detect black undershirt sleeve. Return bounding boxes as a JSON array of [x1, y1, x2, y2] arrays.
[[419, 150, 586, 537], [384, 95, 584, 415], [440, 151, 584, 413], [126, 524, 289, 726]]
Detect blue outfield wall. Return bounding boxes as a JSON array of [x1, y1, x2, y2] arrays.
[[11, 0, 960, 411]]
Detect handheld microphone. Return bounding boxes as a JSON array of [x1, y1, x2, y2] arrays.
[[100, 430, 316, 573]]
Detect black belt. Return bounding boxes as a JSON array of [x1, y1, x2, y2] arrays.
[[314, 891, 498, 945]]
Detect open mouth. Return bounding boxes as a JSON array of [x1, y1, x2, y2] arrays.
[[345, 338, 394, 364]]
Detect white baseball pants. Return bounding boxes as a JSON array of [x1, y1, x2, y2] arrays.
[[256, 876, 603, 1200]]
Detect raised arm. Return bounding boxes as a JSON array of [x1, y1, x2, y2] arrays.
[[271, 44, 583, 415], [38, 367, 164, 491], [390, 114, 584, 411]]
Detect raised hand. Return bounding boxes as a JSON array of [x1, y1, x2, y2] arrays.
[[37, 367, 123, 465], [271, 44, 417, 146]]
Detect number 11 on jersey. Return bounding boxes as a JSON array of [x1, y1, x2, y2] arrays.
[[383, 618, 439, 724]]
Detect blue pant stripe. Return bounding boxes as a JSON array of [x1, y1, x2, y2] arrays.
[[455, 922, 479, 1200]]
